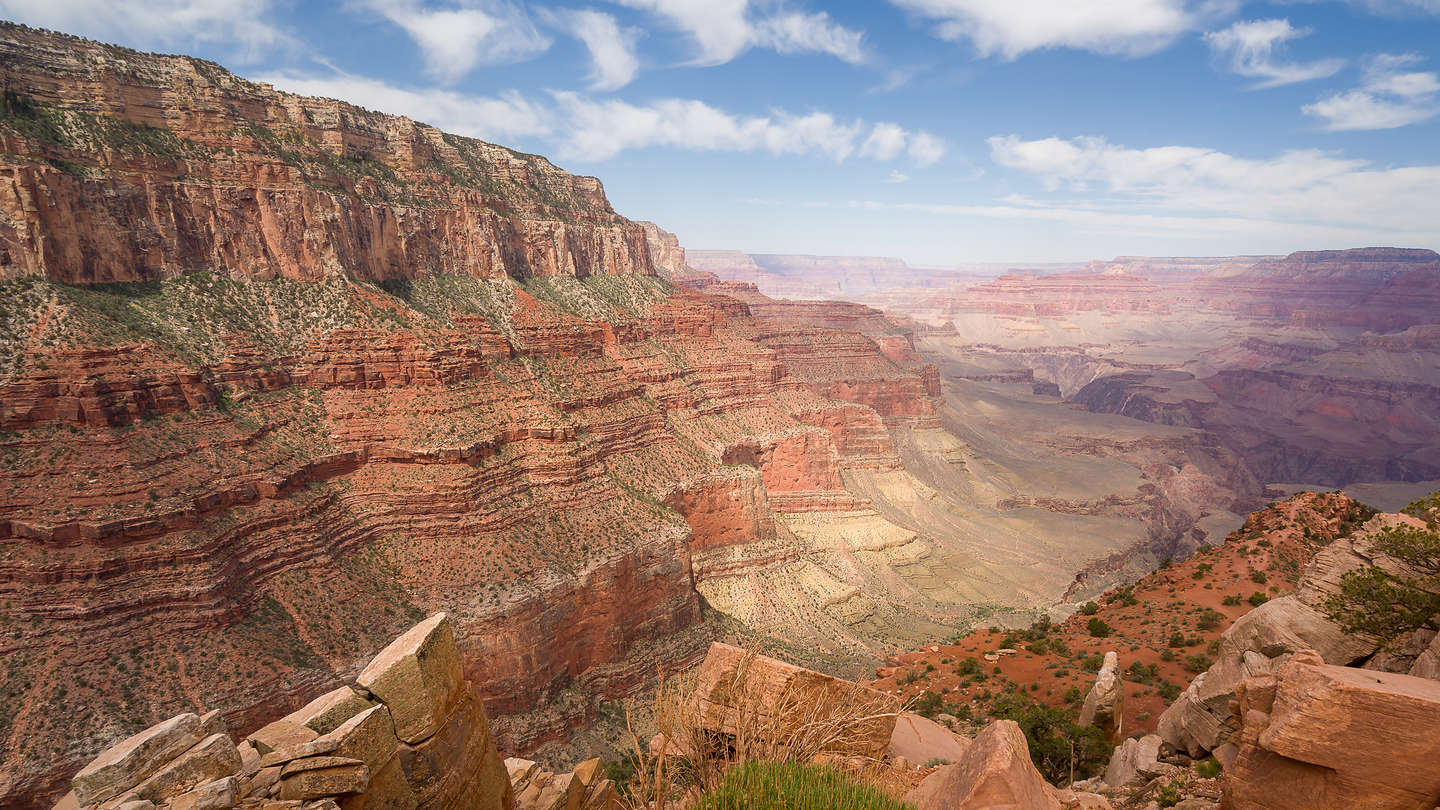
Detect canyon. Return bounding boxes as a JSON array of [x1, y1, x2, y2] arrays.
[[3, 20, 1440, 810]]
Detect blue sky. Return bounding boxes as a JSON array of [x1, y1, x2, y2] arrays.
[[3, 0, 1438, 264]]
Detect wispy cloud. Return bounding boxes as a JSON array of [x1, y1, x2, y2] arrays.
[[551, 92, 943, 164], [888, 0, 1228, 60], [1204, 19, 1343, 88], [0, 0, 294, 59], [986, 133, 1440, 236], [542, 8, 643, 91], [1303, 53, 1439, 131], [259, 70, 943, 167], [352, 0, 550, 83], [610, 0, 866, 66]]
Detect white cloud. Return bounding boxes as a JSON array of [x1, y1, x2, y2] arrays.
[[986, 133, 1440, 236], [1204, 19, 1343, 87], [888, 0, 1227, 59], [752, 10, 867, 64], [354, 0, 550, 83], [885, 170, 911, 183], [0, 0, 293, 58], [859, 123, 908, 161], [257, 73, 552, 141], [907, 132, 947, 167], [611, 0, 866, 65], [1303, 53, 1439, 131], [545, 9, 643, 91], [550, 92, 944, 165]]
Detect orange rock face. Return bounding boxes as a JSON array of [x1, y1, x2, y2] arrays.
[[0, 24, 652, 285]]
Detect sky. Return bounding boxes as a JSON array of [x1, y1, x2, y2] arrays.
[[2, 1, 1439, 264]]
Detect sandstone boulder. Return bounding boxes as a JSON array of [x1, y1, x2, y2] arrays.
[[690, 642, 901, 759], [247, 721, 320, 757], [887, 712, 971, 766], [283, 687, 378, 735], [1102, 734, 1161, 787], [278, 757, 370, 801], [71, 713, 209, 806], [903, 720, 1061, 810], [1078, 651, 1124, 741], [394, 683, 512, 809], [357, 614, 464, 745], [1224, 649, 1440, 809], [124, 733, 243, 805]]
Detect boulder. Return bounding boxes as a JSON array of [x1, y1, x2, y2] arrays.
[[689, 642, 901, 758], [277, 757, 370, 801], [124, 733, 243, 805], [393, 684, 512, 810], [1102, 734, 1161, 787], [166, 776, 238, 810], [1224, 650, 1440, 809], [887, 712, 971, 766], [283, 688, 377, 736], [357, 614, 464, 745], [338, 757, 416, 810], [316, 706, 398, 772], [71, 713, 209, 806], [247, 721, 320, 757], [1078, 652, 1124, 741], [903, 720, 1061, 810]]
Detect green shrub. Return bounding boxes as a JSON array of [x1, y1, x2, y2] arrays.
[[1079, 601, 1100, 616], [987, 693, 1111, 784], [1087, 617, 1112, 638], [1324, 524, 1440, 649], [1196, 757, 1223, 778], [1248, 592, 1269, 607], [692, 761, 914, 810]]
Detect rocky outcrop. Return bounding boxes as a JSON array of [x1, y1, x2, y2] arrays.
[[0, 23, 652, 285], [1223, 649, 1440, 810], [887, 713, 972, 767], [56, 613, 512, 810], [1158, 512, 1431, 756], [505, 757, 615, 810], [688, 643, 901, 759], [1078, 651, 1124, 742], [1101, 734, 1162, 788], [903, 720, 1062, 810]]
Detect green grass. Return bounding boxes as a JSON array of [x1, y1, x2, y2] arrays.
[[692, 762, 914, 810]]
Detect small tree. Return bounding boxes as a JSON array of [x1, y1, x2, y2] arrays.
[[1324, 524, 1440, 648], [1086, 617, 1112, 638]]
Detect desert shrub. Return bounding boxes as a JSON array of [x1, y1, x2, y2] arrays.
[[691, 761, 913, 810], [1250, 570, 1268, 584], [1221, 594, 1243, 606], [1086, 617, 1112, 638], [1079, 601, 1100, 616], [1324, 524, 1440, 648], [1195, 609, 1224, 631], [1247, 592, 1269, 607], [955, 656, 980, 676], [1196, 757, 1223, 778], [1184, 654, 1213, 673], [987, 693, 1111, 784]]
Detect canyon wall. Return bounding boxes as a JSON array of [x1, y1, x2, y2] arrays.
[[0, 23, 653, 285], [0, 26, 970, 807]]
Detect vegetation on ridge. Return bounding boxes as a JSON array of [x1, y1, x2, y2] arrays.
[[1325, 495, 1440, 648]]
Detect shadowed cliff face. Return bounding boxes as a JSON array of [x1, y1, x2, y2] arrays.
[[0, 23, 651, 285]]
